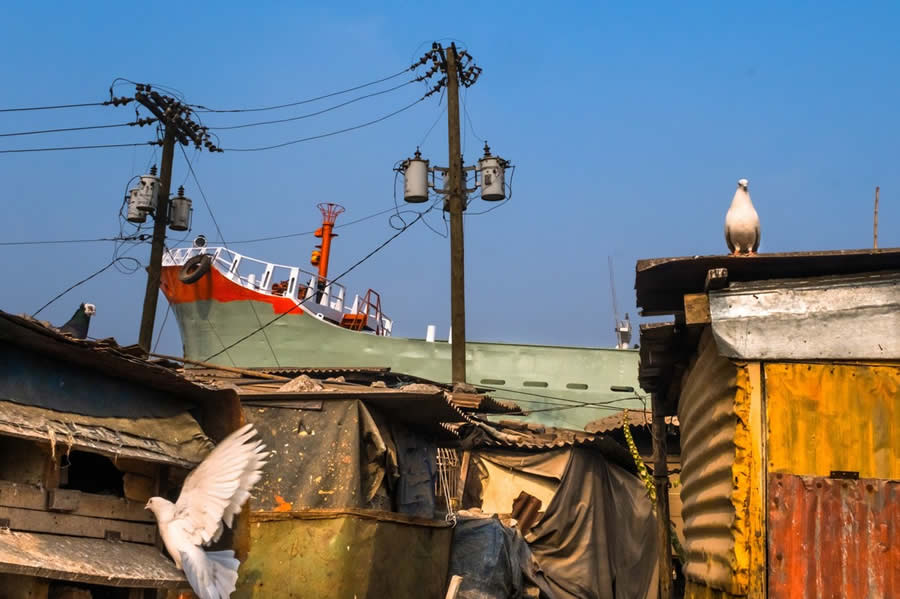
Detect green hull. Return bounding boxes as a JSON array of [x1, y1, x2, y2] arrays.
[[172, 298, 643, 430]]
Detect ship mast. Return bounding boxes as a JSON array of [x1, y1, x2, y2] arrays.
[[312, 203, 345, 288]]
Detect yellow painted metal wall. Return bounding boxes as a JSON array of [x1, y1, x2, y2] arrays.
[[766, 362, 900, 479], [678, 330, 749, 597]]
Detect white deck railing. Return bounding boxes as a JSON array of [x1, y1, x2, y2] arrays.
[[163, 246, 392, 335]]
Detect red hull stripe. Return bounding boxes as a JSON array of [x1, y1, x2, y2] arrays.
[[161, 265, 304, 315]]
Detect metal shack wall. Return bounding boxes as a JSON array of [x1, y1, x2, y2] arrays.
[[765, 362, 900, 599], [678, 330, 753, 599], [235, 510, 452, 599]]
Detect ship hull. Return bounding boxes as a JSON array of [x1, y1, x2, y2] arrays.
[[161, 264, 642, 429]]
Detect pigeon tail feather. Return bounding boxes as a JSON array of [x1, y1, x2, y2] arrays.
[[181, 548, 240, 599]]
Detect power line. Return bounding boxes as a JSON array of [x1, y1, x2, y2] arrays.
[[0, 142, 153, 154], [33, 256, 142, 317], [191, 67, 413, 113], [0, 101, 107, 113], [209, 80, 416, 130], [180, 144, 227, 246], [0, 119, 155, 138], [223, 98, 425, 152], [204, 210, 426, 361], [221, 206, 403, 245], [0, 235, 148, 247]]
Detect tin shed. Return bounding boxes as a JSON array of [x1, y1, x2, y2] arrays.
[[635, 249, 900, 599]]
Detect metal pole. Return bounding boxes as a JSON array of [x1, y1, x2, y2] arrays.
[[652, 393, 673, 599], [874, 186, 879, 249], [138, 125, 176, 352], [446, 43, 466, 384]]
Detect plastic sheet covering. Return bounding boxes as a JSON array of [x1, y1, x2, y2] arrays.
[[448, 515, 555, 599], [392, 425, 438, 519], [526, 448, 658, 599], [474, 450, 569, 514], [242, 399, 393, 511]]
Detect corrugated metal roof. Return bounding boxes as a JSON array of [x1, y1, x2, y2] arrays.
[[768, 474, 900, 599], [584, 410, 679, 434], [453, 419, 636, 473], [635, 247, 900, 316]]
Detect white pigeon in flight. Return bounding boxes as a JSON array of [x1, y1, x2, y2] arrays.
[[146, 423, 268, 599], [725, 178, 760, 255]]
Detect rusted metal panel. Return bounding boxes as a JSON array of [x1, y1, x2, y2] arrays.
[[678, 329, 748, 595], [768, 473, 900, 599], [709, 272, 899, 360], [766, 362, 900, 479], [236, 510, 452, 599]]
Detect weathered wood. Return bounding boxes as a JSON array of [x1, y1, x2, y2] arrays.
[[0, 573, 49, 598], [114, 457, 160, 478], [704, 267, 728, 291], [0, 530, 186, 588], [0, 480, 153, 523], [683, 293, 711, 325], [0, 505, 155, 544], [445, 575, 463, 599], [124, 473, 156, 503], [456, 451, 471, 507], [47, 488, 81, 512], [651, 394, 673, 599]]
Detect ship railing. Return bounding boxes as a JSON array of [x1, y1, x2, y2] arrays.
[[163, 246, 346, 310]]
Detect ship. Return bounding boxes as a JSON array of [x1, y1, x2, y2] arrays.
[[160, 204, 643, 429]]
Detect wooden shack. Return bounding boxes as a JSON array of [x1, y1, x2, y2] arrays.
[[0, 311, 239, 599], [635, 249, 900, 599]]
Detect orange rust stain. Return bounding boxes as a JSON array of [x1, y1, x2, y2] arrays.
[[160, 265, 303, 315], [273, 494, 293, 512]]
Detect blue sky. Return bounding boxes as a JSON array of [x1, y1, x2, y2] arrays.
[[1, 2, 897, 355]]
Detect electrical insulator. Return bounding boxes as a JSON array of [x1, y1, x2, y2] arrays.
[[168, 186, 192, 231], [478, 142, 506, 201], [136, 166, 160, 213], [126, 188, 147, 223], [402, 148, 429, 203]]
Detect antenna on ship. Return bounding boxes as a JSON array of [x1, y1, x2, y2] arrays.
[[608, 256, 632, 349]]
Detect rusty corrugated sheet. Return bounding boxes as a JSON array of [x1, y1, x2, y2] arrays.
[[678, 329, 747, 595], [768, 474, 900, 599], [766, 362, 900, 480]]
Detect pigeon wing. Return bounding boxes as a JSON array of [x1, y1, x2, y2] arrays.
[[172, 423, 268, 546], [724, 222, 736, 253], [752, 222, 760, 252]]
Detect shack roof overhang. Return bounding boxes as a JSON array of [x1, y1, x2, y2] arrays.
[[0, 311, 232, 408], [635, 248, 900, 316], [635, 248, 900, 415]]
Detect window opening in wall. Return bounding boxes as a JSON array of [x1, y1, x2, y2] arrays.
[[60, 451, 125, 497]]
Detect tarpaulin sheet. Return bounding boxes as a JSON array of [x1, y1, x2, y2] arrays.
[[243, 399, 394, 511], [448, 515, 555, 599], [526, 448, 658, 599]]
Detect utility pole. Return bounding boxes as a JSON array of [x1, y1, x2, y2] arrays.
[[874, 186, 879, 249], [445, 44, 467, 385], [133, 85, 222, 352], [398, 43, 506, 387], [138, 125, 176, 351]]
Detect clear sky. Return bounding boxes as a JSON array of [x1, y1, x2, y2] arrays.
[[1, 2, 898, 355]]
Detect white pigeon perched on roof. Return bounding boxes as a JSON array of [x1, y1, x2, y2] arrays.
[[146, 423, 268, 599], [725, 178, 760, 255]]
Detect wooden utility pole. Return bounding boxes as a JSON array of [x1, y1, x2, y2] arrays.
[[874, 186, 879, 249], [652, 393, 673, 599], [138, 125, 176, 352], [134, 85, 221, 352], [445, 43, 467, 384]]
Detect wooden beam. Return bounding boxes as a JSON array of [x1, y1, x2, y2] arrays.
[[0, 480, 153, 523], [149, 352, 289, 381], [651, 393, 673, 599], [683, 293, 711, 325], [0, 505, 155, 544]]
